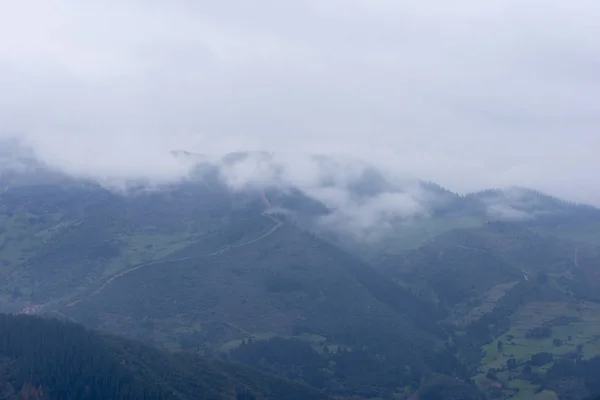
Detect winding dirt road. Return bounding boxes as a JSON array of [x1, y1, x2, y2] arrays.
[[65, 211, 283, 308]]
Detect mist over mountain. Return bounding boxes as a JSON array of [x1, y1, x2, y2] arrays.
[[3, 138, 598, 254], [3, 138, 597, 252]]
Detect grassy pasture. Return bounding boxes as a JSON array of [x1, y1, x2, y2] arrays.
[[474, 301, 600, 398]]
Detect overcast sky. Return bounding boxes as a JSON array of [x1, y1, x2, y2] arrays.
[[0, 0, 599, 203]]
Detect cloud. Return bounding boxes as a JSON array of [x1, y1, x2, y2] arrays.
[[0, 0, 599, 205], [468, 186, 582, 222], [316, 191, 428, 244], [483, 203, 532, 222], [212, 152, 433, 241]]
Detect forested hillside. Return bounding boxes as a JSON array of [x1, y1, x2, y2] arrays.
[[0, 313, 332, 400]]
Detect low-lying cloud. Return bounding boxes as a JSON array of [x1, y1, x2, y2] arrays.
[[1, 138, 596, 244], [1, 0, 599, 207]]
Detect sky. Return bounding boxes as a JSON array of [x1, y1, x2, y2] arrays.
[[0, 0, 599, 203]]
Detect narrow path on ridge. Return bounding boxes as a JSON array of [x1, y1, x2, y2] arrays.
[[64, 192, 284, 308]]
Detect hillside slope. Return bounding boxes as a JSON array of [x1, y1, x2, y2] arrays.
[[0, 313, 332, 400], [378, 221, 600, 399], [59, 212, 448, 398]]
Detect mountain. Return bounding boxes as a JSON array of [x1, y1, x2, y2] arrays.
[[0, 313, 332, 400], [60, 212, 451, 397], [0, 157, 449, 398], [3, 144, 600, 399]]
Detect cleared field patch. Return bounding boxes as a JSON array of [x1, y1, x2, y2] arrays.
[[452, 281, 519, 327], [0, 213, 66, 265], [219, 333, 277, 353], [483, 301, 600, 368], [103, 232, 199, 275], [220, 333, 329, 354], [532, 390, 559, 400], [582, 335, 600, 359], [475, 301, 600, 398]]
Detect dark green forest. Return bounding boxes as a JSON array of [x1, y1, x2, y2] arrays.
[[0, 314, 332, 400]]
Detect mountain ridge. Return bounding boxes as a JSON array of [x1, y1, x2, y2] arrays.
[[3, 143, 600, 398]]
